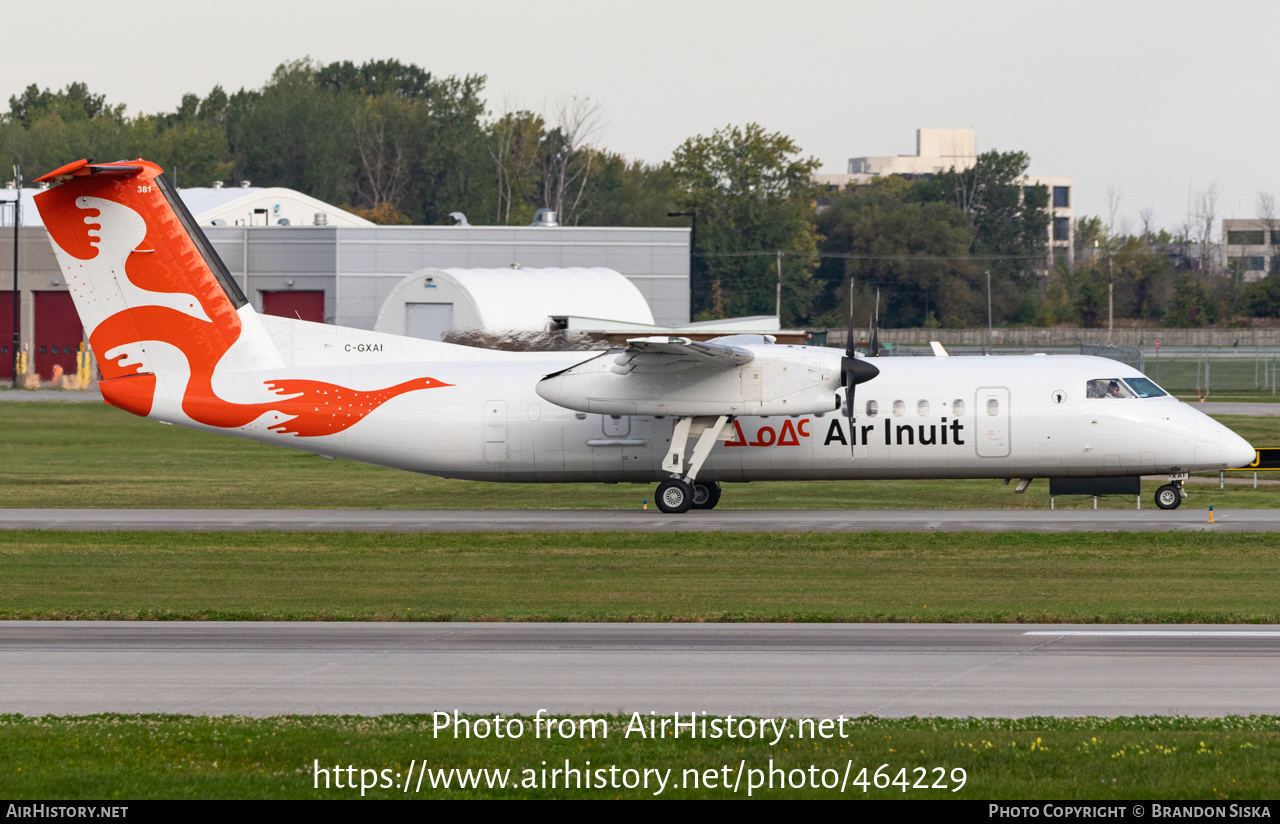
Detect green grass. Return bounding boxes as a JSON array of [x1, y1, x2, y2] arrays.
[[0, 403, 1277, 510], [3, 714, 1278, 799], [4, 530, 1280, 623]]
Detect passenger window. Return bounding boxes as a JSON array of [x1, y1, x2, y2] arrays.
[[952, 399, 964, 417], [986, 398, 1000, 416], [892, 400, 905, 417], [917, 400, 929, 416], [1087, 379, 1134, 399], [865, 400, 878, 417]]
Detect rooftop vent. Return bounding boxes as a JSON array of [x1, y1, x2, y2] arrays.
[[530, 209, 558, 227], [449, 211, 470, 227], [313, 213, 328, 226], [240, 180, 251, 188], [212, 181, 224, 189], [4, 181, 14, 190]]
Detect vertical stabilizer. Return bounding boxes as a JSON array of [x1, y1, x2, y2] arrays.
[[34, 159, 284, 418], [33, 158, 450, 436]]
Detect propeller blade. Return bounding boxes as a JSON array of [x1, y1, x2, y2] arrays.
[[844, 277, 856, 359], [840, 356, 879, 459]]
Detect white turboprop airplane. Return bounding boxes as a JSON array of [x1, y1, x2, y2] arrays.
[[32, 159, 1255, 513]]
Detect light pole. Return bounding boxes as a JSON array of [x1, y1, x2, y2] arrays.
[[775, 249, 782, 320], [986, 269, 993, 354], [668, 212, 697, 313], [9, 163, 19, 388], [1096, 238, 1113, 344], [1107, 244, 1114, 345]]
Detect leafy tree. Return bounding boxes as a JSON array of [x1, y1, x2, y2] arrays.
[[575, 153, 680, 227], [671, 123, 820, 322], [224, 59, 360, 203], [1111, 236, 1175, 320], [1166, 273, 1218, 327], [915, 151, 1050, 324], [1242, 271, 1280, 318], [815, 177, 983, 328], [1064, 263, 1107, 327]]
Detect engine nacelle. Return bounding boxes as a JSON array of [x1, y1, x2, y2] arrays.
[[536, 345, 846, 417]]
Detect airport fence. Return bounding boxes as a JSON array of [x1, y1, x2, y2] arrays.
[[879, 343, 1280, 395]]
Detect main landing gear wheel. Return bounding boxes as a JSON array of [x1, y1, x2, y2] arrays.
[[1155, 483, 1182, 510], [656, 479, 694, 514], [691, 481, 722, 510]]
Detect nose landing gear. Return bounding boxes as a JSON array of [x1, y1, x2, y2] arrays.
[[1155, 477, 1187, 510]]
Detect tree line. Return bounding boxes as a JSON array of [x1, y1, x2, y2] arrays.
[[4, 58, 1275, 329]]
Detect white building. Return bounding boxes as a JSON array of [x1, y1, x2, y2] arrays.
[[177, 183, 375, 228], [374, 267, 654, 340], [1, 180, 374, 229], [815, 128, 1074, 267]]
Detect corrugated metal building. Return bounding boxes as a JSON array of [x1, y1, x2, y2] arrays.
[[203, 225, 690, 330]]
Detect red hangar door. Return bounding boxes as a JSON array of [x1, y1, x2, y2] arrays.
[[0, 293, 16, 380], [262, 291, 325, 323], [34, 291, 81, 378]]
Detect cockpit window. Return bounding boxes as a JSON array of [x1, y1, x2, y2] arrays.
[[1123, 378, 1168, 398], [1086, 379, 1135, 399]]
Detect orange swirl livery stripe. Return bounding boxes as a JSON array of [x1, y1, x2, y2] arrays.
[[34, 159, 452, 436]]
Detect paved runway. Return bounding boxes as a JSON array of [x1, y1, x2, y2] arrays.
[[3, 622, 1277, 717], [0, 506, 1272, 532], [1198, 401, 1280, 416]]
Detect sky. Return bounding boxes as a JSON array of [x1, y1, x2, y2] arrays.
[[4, 0, 1277, 233]]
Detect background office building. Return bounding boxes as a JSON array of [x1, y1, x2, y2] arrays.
[[1222, 219, 1279, 281], [814, 128, 1074, 267]]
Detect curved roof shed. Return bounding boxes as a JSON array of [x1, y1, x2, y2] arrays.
[[374, 267, 655, 339]]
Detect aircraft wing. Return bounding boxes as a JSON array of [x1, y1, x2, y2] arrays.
[[611, 336, 754, 375], [538, 335, 841, 417]]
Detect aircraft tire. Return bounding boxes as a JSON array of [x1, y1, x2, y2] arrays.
[[656, 479, 694, 514], [1155, 483, 1182, 510], [691, 481, 722, 510]]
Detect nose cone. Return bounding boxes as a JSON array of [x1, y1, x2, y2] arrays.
[[1223, 429, 1257, 469], [1196, 409, 1256, 468]]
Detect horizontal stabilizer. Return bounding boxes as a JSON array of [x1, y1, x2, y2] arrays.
[[35, 159, 144, 183]]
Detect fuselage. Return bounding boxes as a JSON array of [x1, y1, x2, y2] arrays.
[[155, 321, 1254, 484]]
